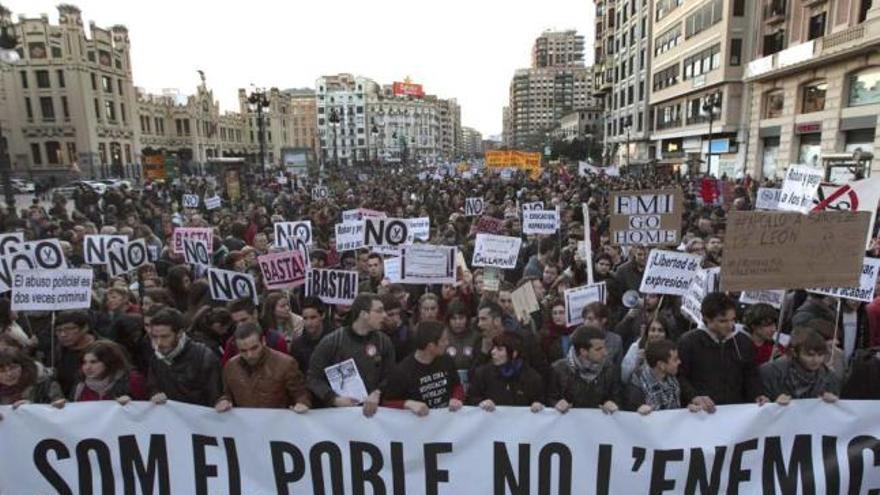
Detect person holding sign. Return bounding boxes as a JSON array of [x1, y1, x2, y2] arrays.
[[306, 293, 395, 415], [466, 332, 545, 412], [759, 328, 840, 405], [548, 326, 621, 414], [623, 339, 682, 415]]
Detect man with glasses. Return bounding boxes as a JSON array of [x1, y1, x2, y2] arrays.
[[307, 293, 395, 416], [52, 310, 99, 397]]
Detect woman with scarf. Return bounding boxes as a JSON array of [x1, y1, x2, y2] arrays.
[[0, 349, 65, 409], [548, 325, 621, 414], [541, 299, 573, 364], [620, 315, 673, 384], [260, 292, 304, 348], [466, 332, 545, 412], [760, 328, 841, 405], [71, 341, 147, 403]]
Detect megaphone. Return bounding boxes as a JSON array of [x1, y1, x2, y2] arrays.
[[622, 290, 642, 309]]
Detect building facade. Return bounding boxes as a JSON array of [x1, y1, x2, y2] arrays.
[[532, 29, 586, 68], [315, 74, 378, 167], [744, 0, 880, 180], [366, 85, 441, 164], [461, 126, 483, 156]]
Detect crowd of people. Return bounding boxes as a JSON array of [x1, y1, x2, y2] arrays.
[[1, 163, 879, 421]]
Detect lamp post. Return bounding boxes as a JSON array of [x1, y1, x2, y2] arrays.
[[247, 88, 270, 174], [371, 123, 379, 166], [0, 11, 20, 216], [623, 123, 632, 171], [703, 93, 721, 175], [328, 108, 340, 172]]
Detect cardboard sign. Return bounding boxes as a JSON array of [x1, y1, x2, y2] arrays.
[[755, 188, 781, 211], [609, 188, 683, 246], [511, 282, 540, 322], [521, 201, 544, 212], [809, 257, 880, 302], [312, 186, 330, 201], [522, 209, 559, 235], [778, 165, 823, 213], [173, 228, 213, 255], [107, 239, 149, 277], [11, 269, 93, 311], [335, 222, 365, 252], [182, 194, 200, 209], [639, 250, 703, 296], [720, 210, 872, 291], [472, 234, 522, 269], [258, 250, 307, 290], [0, 233, 24, 255], [274, 221, 313, 248], [470, 216, 506, 235], [205, 196, 222, 210], [465, 198, 485, 217], [398, 245, 456, 284], [739, 290, 785, 309], [183, 239, 211, 268], [83, 235, 127, 265], [207, 268, 258, 304], [563, 282, 607, 327], [681, 267, 722, 326], [306, 269, 358, 305]]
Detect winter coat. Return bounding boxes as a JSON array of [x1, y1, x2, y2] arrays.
[[221, 348, 311, 409], [842, 348, 880, 399], [547, 358, 620, 408], [759, 356, 840, 400], [466, 362, 544, 407], [677, 327, 762, 405], [147, 339, 222, 406]]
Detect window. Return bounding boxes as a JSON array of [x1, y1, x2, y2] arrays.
[[764, 31, 785, 56], [808, 12, 826, 41], [653, 64, 680, 90], [67, 142, 77, 164], [45, 142, 61, 165], [57, 70, 65, 88], [656, 102, 682, 130], [24, 97, 33, 120], [102, 75, 112, 93], [730, 39, 742, 66], [36, 70, 50, 88], [686, 91, 722, 124], [117, 79, 124, 96], [764, 90, 784, 118], [685, 0, 723, 39], [94, 99, 101, 121], [654, 26, 682, 56], [40, 97, 55, 121], [91, 73, 97, 91], [51, 46, 62, 58], [98, 143, 107, 165], [31, 143, 42, 165], [801, 81, 827, 113], [120, 103, 126, 124], [733, 0, 745, 16], [683, 44, 721, 79], [848, 68, 880, 106], [104, 101, 115, 121], [656, 0, 683, 20], [19, 70, 27, 89], [61, 96, 69, 120], [125, 144, 132, 164], [183, 119, 191, 135]]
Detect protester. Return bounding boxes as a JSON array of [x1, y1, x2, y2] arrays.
[[223, 298, 288, 364], [582, 302, 623, 366], [760, 328, 840, 405], [742, 303, 779, 365], [548, 326, 621, 413], [380, 293, 414, 362], [620, 315, 673, 384], [290, 297, 331, 372], [467, 333, 545, 412], [444, 301, 480, 388], [260, 292, 305, 347], [71, 340, 147, 403], [52, 310, 100, 397], [0, 349, 65, 408], [623, 339, 683, 414]]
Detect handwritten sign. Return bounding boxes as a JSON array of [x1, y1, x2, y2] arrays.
[[778, 165, 823, 213], [609, 188, 683, 246]]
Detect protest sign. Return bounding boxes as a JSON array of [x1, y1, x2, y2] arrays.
[[182, 194, 200, 209], [274, 221, 313, 248], [778, 164, 823, 213], [10, 269, 92, 311], [720, 210, 872, 291], [258, 250, 307, 290], [335, 222, 365, 252], [521, 201, 544, 211], [639, 250, 702, 296], [511, 281, 540, 322], [183, 238, 211, 268], [277, 174, 288, 185], [364, 218, 411, 247], [464, 197, 485, 216], [408, 217, 431, 241], [173, 227, 213, 255], [470, 215, 506, 235], [2, 400, 879, 494], [609, 188, 683, 246], [207, 268, 258, 304], [755, 188, 781, 211], [812, 176, 880, 248], [681, 267, 721, 326], [205, 196, 222, 210], [809, 257, 880, 302], [107, 239, 149, 277], [83, 235, 127, 265], [383, 257, 401, 283], [0, 239, 66, 292], [371, 245, 402, 257], [312, 186, 329, 200], [563, 282, 607, 327], [578, 161, 620, 177], [472, 234, 522, 269], [324, 358, 368, 403], [342, 208, 386, 223], [739, 290, 785, 309], [0, 232, 23, 255], [398, 245, 456, 284], [306, 269, 358, 305], [522, 209, 559, 235]]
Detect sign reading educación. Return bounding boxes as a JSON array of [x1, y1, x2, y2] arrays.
[[1, 400, 878, 494]]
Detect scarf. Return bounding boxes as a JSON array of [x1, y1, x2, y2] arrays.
[[783, 359, 825, 399], [73, 370, 125, 401], [546, 321, 572, 339], [632, 364, 681, 410], [567, 346, 604, 383], [499, 359, 524, 379], [155, 332, 188, 366]]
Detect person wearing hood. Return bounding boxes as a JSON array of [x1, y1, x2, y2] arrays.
[[0, 349, 65, 411], [677, 293, 768, 413], [760, 328, 840, 405], [548, 326, 621, 414], [467, 332, 544, 412]]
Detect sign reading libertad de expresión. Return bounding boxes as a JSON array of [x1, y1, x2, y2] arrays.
[[609, 188, 683, 246]]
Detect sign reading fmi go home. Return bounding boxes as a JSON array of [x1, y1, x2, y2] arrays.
[[609, 188, 683, 246]]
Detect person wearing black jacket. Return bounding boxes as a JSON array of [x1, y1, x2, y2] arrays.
[[467, 332, 544, 412], [290, 297, 331, 374], [147, 308, 222, 407], [677, 293, 768, 413], [548, 325, 621, 414], [474, 301, 550, 384]]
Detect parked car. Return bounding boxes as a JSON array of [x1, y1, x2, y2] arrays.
[[9, 179, 35, 193], [97, 178, 132, 190], [53, 180, 106, 198]]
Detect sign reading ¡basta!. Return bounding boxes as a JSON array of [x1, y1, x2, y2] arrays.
[[609, 188, 683, 246]]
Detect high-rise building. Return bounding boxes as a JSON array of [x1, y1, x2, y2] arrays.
[[461, 126, 483, 156], [366, 83, 441, 165], [282, 88, 320, 160], [744, 0, 880, 179], [532, 29, 586, 68], [315, 74, 378, 167]]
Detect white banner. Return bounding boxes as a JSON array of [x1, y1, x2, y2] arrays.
[[274, 221, 313, 248], [306, 269, 358, 305], [173, 228, 213, 255], [464, 197, 485, 217], [755, 188, 781, 211], [472, 234, 522, 269], [5, 400, 871, 493], [258, 250, 307, 290], [809, 257, 880, 302], [563, 282, 607, 327], [10, 269, 92, 311], [335, 222, 365, 252], [522, 209, 559, 235], [739, 290, 785, 309], [778, 165, 823, 213], [399, 245, 456, 284], [639, 250, 703, 296], [83, 235, 127, 265]]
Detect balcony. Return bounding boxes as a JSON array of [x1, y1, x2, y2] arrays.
[[763, 1, 786, 24], [656, 119, 682, 131], [745, 21, 874, 82]]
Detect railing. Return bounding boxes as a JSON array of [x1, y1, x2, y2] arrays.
[[823, 25, 865, 50], [656, 119, 681, 131]]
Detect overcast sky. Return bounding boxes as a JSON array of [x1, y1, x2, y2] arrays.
[[9, 0, 594, 137]]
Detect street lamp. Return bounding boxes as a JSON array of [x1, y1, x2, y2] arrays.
[[623, 122, 632, 171], [0, 10, 20, 216], [328, 108, 340, 171], [371, 123, 379, 166], [703, 92, 721, 175], [247, 88, 270, 174]]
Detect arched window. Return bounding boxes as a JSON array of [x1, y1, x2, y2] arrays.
[[801, 80, 827, 113], [847, 67, 880, 107], [763, 89, 784, 118]]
